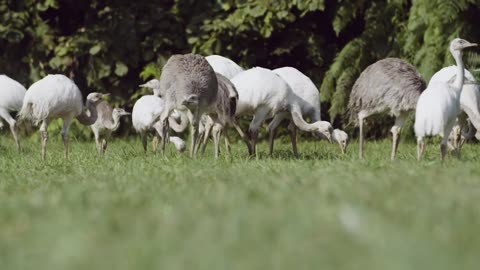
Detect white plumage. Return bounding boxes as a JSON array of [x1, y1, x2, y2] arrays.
[[232, 67, 332, 157], [429, 65, 480, 143], [206, 55, 244, 79], [0, 75, 26, 151], [19, 74, 107, 160], [414, 38, 477, 160], [132, 95, 186, 153]]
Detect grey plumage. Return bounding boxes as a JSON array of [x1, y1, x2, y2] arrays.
[[349, 58, 425, 160], [90, 101, 130, 155], [158, 54, 218, 158]]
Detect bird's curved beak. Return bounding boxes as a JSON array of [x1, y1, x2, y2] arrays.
[[464, 42, 478, 48]]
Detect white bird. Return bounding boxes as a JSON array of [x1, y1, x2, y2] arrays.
[[206, 55, 244, 79], [271, 67, 346, 156], [415, 38, 477, 161], [89, 101, 131, 155], [0, 75, 26, 151], [232, 67, 333, 157], [132, 95, 186, 153], [332, 129, 349, 154], [428, 65, 480, 150], [18, 74, 107, 160]]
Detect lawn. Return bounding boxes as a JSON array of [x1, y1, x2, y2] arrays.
[[1, 136, 480, 270]]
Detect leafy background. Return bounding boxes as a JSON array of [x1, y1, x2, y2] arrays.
[[2, 0, 480, 139]]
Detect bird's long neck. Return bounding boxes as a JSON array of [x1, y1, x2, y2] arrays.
[[290, 106, 315, 132], [76, 100, 98, 126], [107, 114, 122, 131], [169, 112, 189, 133], [453, 51, 465, 91]]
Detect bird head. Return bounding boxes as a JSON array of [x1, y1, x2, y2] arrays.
[[450, 38, 477, 55], [86, 92, 109, 104], [139, 79, 162, 96], [333, 129, 349, 154], [311, 121, 333, 143], [112, 108, 131, 117]]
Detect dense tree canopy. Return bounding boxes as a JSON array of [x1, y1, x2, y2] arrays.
[[1, 0, 480, 137]]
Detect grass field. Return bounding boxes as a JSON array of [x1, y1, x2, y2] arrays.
[[1, 135, 480, 270]]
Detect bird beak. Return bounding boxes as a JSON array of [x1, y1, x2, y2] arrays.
[[102, 93, 110, 98], [464, 42, 478, 48], [124, 112, 131, 116], [139, 83, 147, 88]]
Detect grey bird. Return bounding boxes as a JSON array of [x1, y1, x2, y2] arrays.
[[196, 72, 250, 158], [349, 58, 426, 160], [90, 100, 130, 155], [157, 54, 218, 158]]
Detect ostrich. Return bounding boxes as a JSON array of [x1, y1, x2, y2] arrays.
[[415, 38, 477, 161], [428, 65, 480, 150], [18, 74, 107, 160], [195, 72, 250, 158], [0, 75, 26, 151], [271, 67, 346, 156], [349, 58, 426, 160], [231, 67, 333, 157], [157, 54, 218, 158], [206, 55, 244, 79], [89, 101, 130, 155], [132, 95, 187, 153]]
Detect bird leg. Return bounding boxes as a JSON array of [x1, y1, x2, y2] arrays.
[[250, 129, 259, 159], [288, 121, 299, 159], [40, 121, 49, 161], [9, 122, 20, 153], [441, 143, 447, 162], [101, 139, 108, 155], [200, 121, 212, 154], [390, 126, 401, 161], [95, 136, 102, 155], [152, 134, 159, 154], [417, 137, 425, 161], [267, 115, 284, 158], [224, 128, 231, 156], [61, 129, 70, 160], [212, 125, 222, 159], [189, 109, 201, 159], [358, 114, 365, 159], [160, 116, 170, 157]]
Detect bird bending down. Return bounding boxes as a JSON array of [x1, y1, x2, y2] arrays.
[[349, 58, 425, 160], [157, 54, 218, 158], [415, 38, 477, 161], [232, 67, 332, 157], [18, 74, 107, 160], [89, 100, 130, 155], [132, 95, 186, 153], [206, 55, 244, 79], [271, 67, 343, 156], [0, 75, 26, 151]]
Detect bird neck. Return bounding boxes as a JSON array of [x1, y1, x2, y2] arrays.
[[452, 51, 465, 91], [76, 100, 99, 126], [290, 107, 315, 132], [108, 114, 122, 131], [168, 112, 189, 133]]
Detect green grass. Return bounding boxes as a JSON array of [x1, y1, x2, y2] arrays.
[[1, 135, 480, 270]]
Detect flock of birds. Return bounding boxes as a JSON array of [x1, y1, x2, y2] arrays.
[[0, 38, 479, 161]]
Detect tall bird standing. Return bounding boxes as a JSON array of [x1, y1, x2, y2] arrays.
[[232, 67, 333, 157], [349, 58, 426, 160], [0, 75, 26, 151], [19, 74, 107, 160], [415, 38, 477, 161], [89, 101, 130, 155], [157, 54, 218, 158], [272, 67, 347, 155]]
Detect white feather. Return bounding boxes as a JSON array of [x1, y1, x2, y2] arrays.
[[0, 75, 26, 112], [206, 55, 244, 79], [132, 95, 165, 133]]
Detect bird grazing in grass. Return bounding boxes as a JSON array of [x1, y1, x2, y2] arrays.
[[89, 101, 130, 155], [0, 75, 26, 152], [19, 74, 107, 160], [232, 67, 332, 157], [132, 95, 186, 154], [272, 67, 341, 156], [415, 38, 477, 161], [157, 54, 218, 158], [349, 58, 426, 160], [206, 55, 244, 79]]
